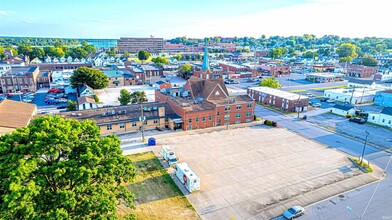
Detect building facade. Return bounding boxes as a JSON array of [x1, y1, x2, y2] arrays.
[[374, 90, 392, 107], [118, 37, 164, 53], [248, 87, 309, 112], [30, 63, 92, 71], [347, 65, 378, 78], [368, 107, 392, 128], [155, 76, 255, 130], [0, 66, 40, 93]]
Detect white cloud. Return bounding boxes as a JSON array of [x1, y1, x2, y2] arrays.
[[0, 10, 12, 16]]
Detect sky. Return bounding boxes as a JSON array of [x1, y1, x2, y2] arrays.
[[0, 0, 390, 39]]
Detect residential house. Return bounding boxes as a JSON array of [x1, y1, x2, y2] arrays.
[[50, 70, 73, 89], [155, 76, 255, 131], [374, 90, 392, 107], [248, 87, 309, 112], [78, 96, 98, 110], [331, 104, 356, 117], [60, 102, 180, 135], [348, 78, 377, 89], [368, 107, 392, 128], [0, 99, 37, 135], [79, 84, 95, 97]]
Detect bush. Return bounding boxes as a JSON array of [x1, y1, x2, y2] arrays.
[[272, 121, 278, 127], [264, 120, 269, 125], [93, 94, 100, 103], [266, 120, 273, 126], [346, 114, 352, 118], [255, 117, 261, 121]]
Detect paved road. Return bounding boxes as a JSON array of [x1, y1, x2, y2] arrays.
[[255, 105, 392, 220]]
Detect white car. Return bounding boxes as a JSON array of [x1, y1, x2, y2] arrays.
[[313, 103, 321, 107], [283, 206, 305, 219], [326, 99, 335, 103]]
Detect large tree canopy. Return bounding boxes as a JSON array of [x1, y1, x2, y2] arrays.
[[259, 76, 282, 88], [362, 55, 378, 67], [70, 67, 109, 89], [137, 50, 151, 63], [178, 63, 192, 79], [0, 116, 136, 219], [336, 43, 358, 58]]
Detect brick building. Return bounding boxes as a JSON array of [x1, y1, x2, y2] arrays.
[[36, 71, 50, 88], [118, 37, 164, 54], [248, 87, 309, 112], [155, 76, 255, 130], [193, 46, 224, 80], [60, 102, 181, 135], [29, 63, 92, 71], [0, 66, 40, 93], [347, 65, 378, 78]]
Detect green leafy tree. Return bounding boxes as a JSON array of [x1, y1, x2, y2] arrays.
[[118, 89, 131, 105], [137, 50, 151, 63], [54, 41, 63, 48], [0, 116, 136, 219], [43, 46, 65, 58], [259, 76, 282, 88], [268, 48, 283, 59], [178, 63, 192, 79], [124, 51, 129, 58], [83, 44, 96, 55], [361, 55, 378, 67], [339, 56, 352, 63], [70, 67, 109, 89], [30, 47, 45, 59], [303, 51, 317, 59], [17, 44, 32, 56], [130, 91, 148, 104], [5, 46, 18, 56], [173, 54, 182, 61], [336, 43, 358, 58], [66, 100, 77, 111], [151, 56, 170, 67], [0, 46, 4, 59], [67, 47, 87, 59]]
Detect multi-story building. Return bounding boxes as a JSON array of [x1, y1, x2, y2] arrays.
[[102, 70, 126, 87], [60, 102, 180, 135], [374, 90, 392, 107], [259, 64, 291, 77], [347, 65, 378, 78], [36, 71, 50, 88], [163, 42, 187, 53], [118, 37, 164, 54], [155, 76, 255, 131], [0, 66, 40, 93], [248, 87, 309, 112], [126, 64, 163, 84], [30, 63, 92, 71]]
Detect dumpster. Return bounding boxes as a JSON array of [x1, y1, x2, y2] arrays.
[[148, 137, 156, 146]]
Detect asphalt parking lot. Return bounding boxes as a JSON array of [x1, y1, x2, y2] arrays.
[[308, 113, 392, 151], [5, 90, 77, 109], [152, 125, 380, 219]]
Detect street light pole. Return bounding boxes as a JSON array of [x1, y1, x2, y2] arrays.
[[360, 131, 369, 164], [139, 104, 146, 143]]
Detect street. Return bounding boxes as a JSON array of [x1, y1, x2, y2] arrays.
[[255, 105, 392, 220]]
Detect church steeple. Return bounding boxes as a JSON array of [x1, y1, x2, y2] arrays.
[[202, 41, 209, 71]]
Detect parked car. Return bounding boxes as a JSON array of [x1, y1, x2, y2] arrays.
[[57, 98, 68, 103], [39, 110, 50, 114], [46, 99, 59, 105], [57, 105, 67, 109], [326, 99, 335, 103], [320, 98, 329, 102], [305, 93, 315, 98], [5, 93, 13, 98], [313, 103, 321, 107], [349, 117, 367, 124], [283, 206, 305, 219]]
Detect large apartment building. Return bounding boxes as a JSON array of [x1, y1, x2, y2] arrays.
[[0, 66, 40, 93], [118, 37, 164, 53]]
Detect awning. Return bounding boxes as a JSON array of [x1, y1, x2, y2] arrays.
[[173, 119, 184, 123]]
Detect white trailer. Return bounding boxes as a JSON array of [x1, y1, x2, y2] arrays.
[[175, 162, 200, 193], [161, 145, 177, 166]]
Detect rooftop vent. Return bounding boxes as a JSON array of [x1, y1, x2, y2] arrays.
[[102, 112, 106, 116]]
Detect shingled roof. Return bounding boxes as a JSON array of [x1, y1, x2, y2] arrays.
[[187, 76, 228, 100], [0, 99, 37, 130]]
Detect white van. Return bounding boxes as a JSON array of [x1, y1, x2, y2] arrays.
[[175, 163, 200, 193]]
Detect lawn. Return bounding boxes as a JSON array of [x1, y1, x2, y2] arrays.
[[118, 152, 199, 220], [312, 85, 347, 91], [290, 89, 307, 93], [127, 57, 153, 63]]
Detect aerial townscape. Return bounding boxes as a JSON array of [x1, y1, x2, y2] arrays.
[[0, 1, 392, 220]]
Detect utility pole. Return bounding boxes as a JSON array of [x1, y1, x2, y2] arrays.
[[226, 96, 230, 130], [360, 87, 366, 104], [350, 85, 356, 105], [297, 94, 301, 119], [139, 104, 146, 142], [360, 131, 369, 165]]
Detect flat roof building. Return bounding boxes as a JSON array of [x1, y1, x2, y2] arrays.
[[118, 37, 164, 54]]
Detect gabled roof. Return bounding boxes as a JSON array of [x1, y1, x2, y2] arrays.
[[80, 84, 94, 93], [381, 107, 392, 116], [0, 100, 36, 129], [78, 96, 96, 105], [333, 104, 355, 111], [187, 76, 228, 100]]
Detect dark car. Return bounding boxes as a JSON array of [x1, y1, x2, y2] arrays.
[[320, 98, 329, 102], [349, 117, 366, 124], [57, 105, 67, 109], [5, 93, 13, 98]]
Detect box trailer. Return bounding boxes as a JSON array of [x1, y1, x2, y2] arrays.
[[175, 162, 200, 193], [161, 145, 177, 166]]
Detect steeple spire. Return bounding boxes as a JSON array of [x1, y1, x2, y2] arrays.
[[202, 41, 209, 71]]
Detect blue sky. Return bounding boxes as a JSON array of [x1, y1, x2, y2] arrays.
[[0, 0, 390, 39]]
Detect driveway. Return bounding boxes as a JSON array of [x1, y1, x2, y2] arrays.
[[307, 113, 392, 152], [151, 125, 380, 220]]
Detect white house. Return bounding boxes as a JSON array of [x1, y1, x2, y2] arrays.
[[78, 96, 98, 110], [324, 88, 378, 104], [45, 56, 52, 63], [367, 107, 392, 128], [53, 58, 59, 63], [60, 57, 66, 63], [94, 57, 103, 67], [348, 79, 376, 89], [331, 104, 356, 117], [79, 84, 95, 97], [67, 56, 73, 63]]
